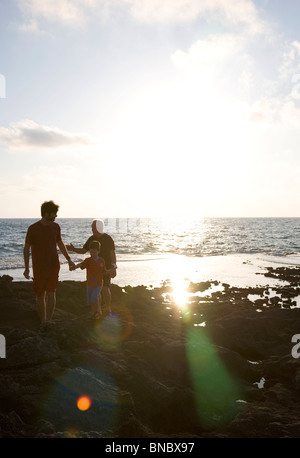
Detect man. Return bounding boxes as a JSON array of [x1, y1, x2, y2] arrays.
[[67, 219, 117, 313], [23, 200, 75, 323]]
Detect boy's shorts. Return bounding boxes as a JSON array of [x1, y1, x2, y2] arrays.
[[33, 267, 60, 297], [87, 285, 103, 305]]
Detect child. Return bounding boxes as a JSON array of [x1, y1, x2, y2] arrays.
[[72, 240, 111, 319]]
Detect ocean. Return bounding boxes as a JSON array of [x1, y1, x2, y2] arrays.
[[1, 217, 300, 288]]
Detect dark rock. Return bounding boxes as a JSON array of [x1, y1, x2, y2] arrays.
[[1, 269, 300, 438]]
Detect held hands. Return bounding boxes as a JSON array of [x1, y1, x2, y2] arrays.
[[68, 259, 76, 271], [69, 260, 79, 271], [109, 267, 117, 278], [66, 243, 75, 251]]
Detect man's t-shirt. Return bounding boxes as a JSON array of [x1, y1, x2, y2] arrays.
[[80, 257, 106, 287], [83, 233, 115, 269], [25, 221, 62, 272]]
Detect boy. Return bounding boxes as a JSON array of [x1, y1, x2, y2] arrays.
[[67, 219, 117, 313], [72, 240, 111, 319]]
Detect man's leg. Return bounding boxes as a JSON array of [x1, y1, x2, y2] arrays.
[[97, 291, 102, 315], [46, 291, 56, 321], [44, 266, 59, 322], [102, 286, 111, 313], [36, 292, 47, 323], [33, 271, 47, 323]]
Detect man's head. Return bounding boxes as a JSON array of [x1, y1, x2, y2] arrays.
[[92, 219, 104, 236], [89, 240, 101, 258], [41, 201, 59, 222]]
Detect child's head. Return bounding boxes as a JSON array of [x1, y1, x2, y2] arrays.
[[89, 240, 101, 258]]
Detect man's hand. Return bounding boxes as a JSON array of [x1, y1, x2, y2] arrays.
[[66, 243, 75, 251], [110, 268, 117, 278], [23, 268, 30, 279], [68, 260, 76, 271]]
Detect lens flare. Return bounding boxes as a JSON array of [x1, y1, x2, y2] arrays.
[[185, 327, 242, 428], [93, 305, 134, 350], [77, 395, 92, 411]]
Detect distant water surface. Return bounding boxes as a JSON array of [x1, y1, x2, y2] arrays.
[[1, 217, 300, 286]]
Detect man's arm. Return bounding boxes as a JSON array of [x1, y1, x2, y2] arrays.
[[23, 243, 31, 279], [66, 243, 87, 255], [111, 250, 116, 265], [57, 240, 75, 270], [110, 249, 117, 278]]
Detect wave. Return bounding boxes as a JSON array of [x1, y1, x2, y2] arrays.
[[1, 217, 300, 271]]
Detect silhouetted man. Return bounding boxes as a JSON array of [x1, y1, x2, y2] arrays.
[[23, 200, 75, 323]]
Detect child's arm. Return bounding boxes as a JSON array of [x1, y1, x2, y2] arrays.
[[70, 262, 85, 271]]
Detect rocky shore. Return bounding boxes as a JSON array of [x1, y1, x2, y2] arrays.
[[1, 266, 300, 438]]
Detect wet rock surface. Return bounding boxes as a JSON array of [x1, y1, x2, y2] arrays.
[[1, 268, 300, 438]]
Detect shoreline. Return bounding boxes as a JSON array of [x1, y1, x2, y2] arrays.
[[1, 252, 300, 289]]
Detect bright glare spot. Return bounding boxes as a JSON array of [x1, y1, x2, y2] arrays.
[[166, 257, 191, 308], [172, 278, 189, 308], [77, 395, 91, 411]]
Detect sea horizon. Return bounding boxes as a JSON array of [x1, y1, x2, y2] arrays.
[[1, 217, 300, 288]]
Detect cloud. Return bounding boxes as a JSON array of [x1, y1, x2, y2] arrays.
[[279, 40, 300, 86], [169, 24, 300, 131], [17, 0, 267, 34], [17, 0, 98, 27], [249, 97, 300, 128], [124, 0, 265, 33], [0, 119, 95, 150], [171, 32, 245, 72], [170, 31, 255, 104], [246, 40, 300, 128]]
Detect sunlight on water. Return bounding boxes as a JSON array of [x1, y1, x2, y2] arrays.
[[172, 278, 189, 308], [163, 254, 193, 309]]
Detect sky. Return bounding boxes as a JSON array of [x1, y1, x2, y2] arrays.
[[1, 0, 300, 218]]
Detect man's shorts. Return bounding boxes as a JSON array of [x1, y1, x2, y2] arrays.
[[33, 266, 60, 297], [87, 285, 103, 305]]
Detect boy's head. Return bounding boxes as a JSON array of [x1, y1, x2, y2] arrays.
[[89, 240, 101, 257]]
